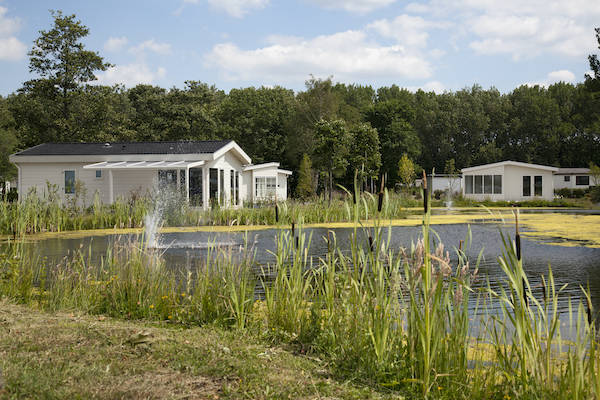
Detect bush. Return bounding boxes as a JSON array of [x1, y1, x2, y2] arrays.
[[555, 188, 589, 198], [590, 186, 600, 203], [6, 188, 18, 203]]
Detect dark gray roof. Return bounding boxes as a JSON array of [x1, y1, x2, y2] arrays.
[[14, 141, 232, 156], [555, 168, 590, 175]]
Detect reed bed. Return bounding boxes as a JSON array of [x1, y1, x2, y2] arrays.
[[1, 183, 598, 399]]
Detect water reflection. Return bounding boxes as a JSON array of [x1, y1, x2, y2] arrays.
[[16, 223, 600, 319]]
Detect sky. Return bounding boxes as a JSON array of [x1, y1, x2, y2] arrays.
[[0, 0, 598, 95]]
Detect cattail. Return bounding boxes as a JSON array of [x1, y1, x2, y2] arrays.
[[515, 213, 521, 261], [291, 221, 295, 238], [353, 170, 357, 204], [586, 295, 593, 326], [459, 240, 463, 252], [295, 236, 299, 249], [541, 280, 547, 304], [275, 203, 279, 223], [422, 171, 429, 214], [368, 235, 374, 252], [377, 175, 384, 213]]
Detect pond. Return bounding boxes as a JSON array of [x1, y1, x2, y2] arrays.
[[19, 215, 600, 320]]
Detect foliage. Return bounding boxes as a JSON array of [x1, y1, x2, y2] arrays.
[[295, 154, 315, 200], [348, 122, 381, 187], [397, 153, 416, 189], [312, 119, 351, 200]]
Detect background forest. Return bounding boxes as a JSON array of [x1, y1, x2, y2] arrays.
[[0, 12, 599, 196]]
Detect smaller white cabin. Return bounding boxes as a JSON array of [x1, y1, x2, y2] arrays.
[[9, 140, 291, 209], [554, 168, 598, 190], [461, 161, 558, 201], [415, 174, 462, 195]]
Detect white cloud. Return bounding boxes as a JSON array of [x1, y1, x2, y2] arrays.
[[130, 39, 172, 55], [367, 14, 443, 48], [95, 63, 167, 86], [406, 80, 446, 93], [184, 0, 269, 18], [308, 0, 396, 14], [104, 36, 128, 52], [205, 30, 433, 83], [0, 6, 26, 61], [547, 69, 576, 83], [526, 69, 576, 87]]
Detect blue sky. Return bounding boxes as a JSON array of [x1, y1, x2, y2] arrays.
[[0, 0, 598, 95]]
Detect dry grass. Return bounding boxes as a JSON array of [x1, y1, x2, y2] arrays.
[[0, 300, 395, 400]]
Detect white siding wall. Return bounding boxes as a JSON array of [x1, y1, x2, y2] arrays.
[[202, 151, 245, 209], [554, 174, 597, 190], [277, 172, 288, 200], [462, 164, 505, 201], [112, 169, 156, 200], [18, 162, 110, 206], [463, 164, 555, 201]]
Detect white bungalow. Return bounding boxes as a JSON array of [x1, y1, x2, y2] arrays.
[[461, 161, 558, 201], [9, 140, 292, 209], [553, 168, 598, 190]]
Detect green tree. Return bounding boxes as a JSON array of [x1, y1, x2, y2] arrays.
[[364, 99, 419, 186], [22, 10, 111, 141], [313, 119, 350, 202], [397, 154, 416, 191], [585, 27, 600, 93], [349, 123, 381, 190], [295, 154, 315, 199], [0, 97, 18, 181]]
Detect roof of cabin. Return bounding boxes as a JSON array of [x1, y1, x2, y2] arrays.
[[555, 168, 591, 175], [13, 141, 233, 156]]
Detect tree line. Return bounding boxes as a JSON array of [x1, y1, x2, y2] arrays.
[[0, 12, 599, 198]]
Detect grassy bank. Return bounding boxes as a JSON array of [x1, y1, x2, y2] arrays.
[[1, 186, 599, 398], [0, 301, 391, 399], [0, 188, 588, 236]]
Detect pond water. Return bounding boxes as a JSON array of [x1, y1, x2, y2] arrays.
[[20, 219, 600, 319]]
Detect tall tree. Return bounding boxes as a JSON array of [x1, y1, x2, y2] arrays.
[[19, 10, 111, 143], [0, 97, 18, 181], [348, 122, 381, 190], [295, 154, 315, 200], [313, 119, 350, 202]]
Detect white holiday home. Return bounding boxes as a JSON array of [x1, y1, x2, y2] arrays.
[[553, 168, 598, 190], [461, 161, 558, 201], [9, 141, 291, 209]]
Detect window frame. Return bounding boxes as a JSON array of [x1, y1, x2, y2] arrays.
[[64, 170, 76, 195], [534, 176, 543, 196], [575, 175, 590, 186], [523, 176, 531, 197]]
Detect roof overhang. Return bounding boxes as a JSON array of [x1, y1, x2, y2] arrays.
[[83, 160, 205, 170], [243, 162, 280, 171], [213, 141, 252, 164], [277, 169, 293, 175], [461, 160, 559, 173]]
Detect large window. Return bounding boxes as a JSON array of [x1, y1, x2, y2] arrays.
[[209, 168, 218, 202], [484, 175, 493, 194], [465, 175, 473, 194], [564, 176, 570, 182], [474, 175, 483, 194], [465, 174, 502, 195], [493, 175, 502, 194], [158, 170, 177, 190], [523, 176, 531, 196], [576, 175, 590, 186], [219, 170, 225, 204], [534, 176, 542, 196], [189, 168, 203, 207], [235, 172, 240, 205], [64, 170, 75, 194], [256, 177, 277, 200]]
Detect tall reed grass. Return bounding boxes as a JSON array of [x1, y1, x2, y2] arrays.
[[1, 182, 598, 399]]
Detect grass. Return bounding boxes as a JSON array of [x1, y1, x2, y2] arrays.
[[1, 182, 599, 399], [1, 183, 591, 237], [0, 301, 394, 399]]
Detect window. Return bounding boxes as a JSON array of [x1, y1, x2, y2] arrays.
[[474, 175, 483, 194], [255, 177, 277, 199], [219, 170, 225, 204], [209, 168, 218, 201], [158, 170, 177, 189], [179, 170, 186, 195], [64, 170, 75, 194], [95, 170, 102, 178], [534, 176, 542, 196], [576, 176, 590, 186], [235, 172, 240, 205], [523, 176, 531, 196], [189, 168, 203, 207], [564, 176, 570, 182], [465, 175, 473, 194], [493, 175, 502, 194], [484, 175, 493, 194]]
